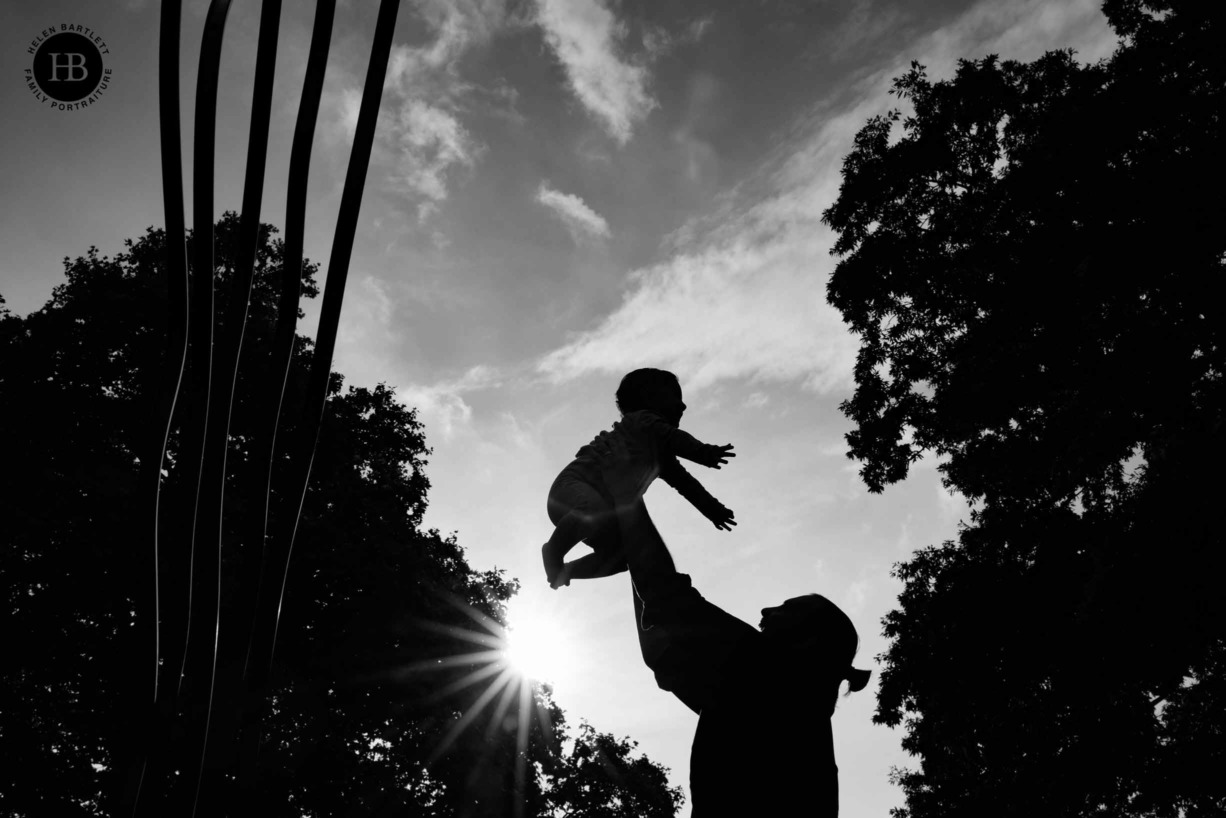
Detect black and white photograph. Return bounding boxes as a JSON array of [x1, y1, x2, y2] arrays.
[[1, 1, 1222, 816]]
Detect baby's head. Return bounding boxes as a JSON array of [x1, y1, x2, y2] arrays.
[[616, 368, 686, 425]]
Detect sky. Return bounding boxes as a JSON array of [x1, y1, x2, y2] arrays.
[[0, 0, 1121, 815]]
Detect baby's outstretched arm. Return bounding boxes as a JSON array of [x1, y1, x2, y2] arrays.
[[632, 412, 736, 470], [659, 458, 737, 532]]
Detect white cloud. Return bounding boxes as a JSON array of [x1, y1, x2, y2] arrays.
[[393, 100, 480, 221], [534, 0, 656, 144], [335, 88, 363, 143], [535, 202, 859, 393], [744, 391, 770, 409], [686, 16, 715, 45], [535, 183, 611, 242], [330, 0, 514, 221], [397, 365, 502, 441], [640, 14, 713, 59], [536, 0, 1118, 395], [332, 275, 396, 385]]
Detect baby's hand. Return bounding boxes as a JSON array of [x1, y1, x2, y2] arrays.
[[707, 443, 735, 469], [708, 505, 737, 531]]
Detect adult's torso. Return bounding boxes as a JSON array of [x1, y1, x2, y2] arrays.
[[689, 635, 839, 817]]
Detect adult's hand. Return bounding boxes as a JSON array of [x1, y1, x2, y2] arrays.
[[594, 423, 659, 505]]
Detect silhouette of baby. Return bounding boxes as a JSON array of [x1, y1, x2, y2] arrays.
[[542, 368, 735, 589]]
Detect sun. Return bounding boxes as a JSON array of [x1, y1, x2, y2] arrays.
[[502, 604, 575, 689], [402, 591, 567, 806]]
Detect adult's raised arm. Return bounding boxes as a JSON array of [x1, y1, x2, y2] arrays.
[[591, 428, 678, 583], [594, 426, 755, 716]]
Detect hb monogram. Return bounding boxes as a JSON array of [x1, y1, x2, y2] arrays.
[[48, 53, 89, 82]]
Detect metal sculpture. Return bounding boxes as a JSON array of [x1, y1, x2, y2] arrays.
[[117, 2, 401, 814]]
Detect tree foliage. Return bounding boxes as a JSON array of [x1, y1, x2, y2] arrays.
[[823, 1, 1225, 816], [546, 723, 685, 818], [0, 213, 680, 817]]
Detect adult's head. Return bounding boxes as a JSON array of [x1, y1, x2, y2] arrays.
[[616, 368, 685, 425], [760, 594, 872, 712]]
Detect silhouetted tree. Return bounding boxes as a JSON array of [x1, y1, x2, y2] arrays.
[[0, 213, 681, 817], [822, 1, 1225, 816], [546, 723, 685, 818]]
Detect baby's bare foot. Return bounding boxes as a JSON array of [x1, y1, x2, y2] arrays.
[[549, 562, 573, 590], [542, 542, 562, 587]]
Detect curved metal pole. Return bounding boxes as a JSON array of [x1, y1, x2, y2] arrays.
[[233, 0, 336, 795], [182, 0, 284, 809], [177, 3, 233, 816], [132, 1, 402, 811], [153, 0, 190, 716], [266, 0, 401, 673], [117, 1, 189, 813], [243, 0, 336, 685]]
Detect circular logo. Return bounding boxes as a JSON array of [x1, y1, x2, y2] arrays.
[[32, 32, 104, 102]]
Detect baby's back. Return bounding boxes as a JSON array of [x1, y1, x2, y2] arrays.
[[562, 411, 666, 486]]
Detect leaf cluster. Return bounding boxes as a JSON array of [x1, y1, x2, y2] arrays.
[[822, 2, 1226, 815]]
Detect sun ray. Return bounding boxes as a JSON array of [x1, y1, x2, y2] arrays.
[[485, 674, 522, 740], [515, 679, 532, 818], [424, 587, 509, 640], [396, 649, 505, 676], [444, 594, 508, 638], [429, 667, 517, 762], [410, 593, 566, 811], [424, 656, 510, 703], [416, 620, 505, 650]]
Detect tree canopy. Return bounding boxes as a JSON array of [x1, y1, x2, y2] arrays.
[[823, 1, 1224, 816], [0, 213, 682, 817]]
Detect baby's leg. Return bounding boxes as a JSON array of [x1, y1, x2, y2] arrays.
[[542, 510, 603, 587], [559, 550, 628, 583], [544, 472, 615, 587], [556, 528, 627, 585]]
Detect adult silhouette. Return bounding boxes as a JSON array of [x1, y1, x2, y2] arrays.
[[591, 427, 870, 816]]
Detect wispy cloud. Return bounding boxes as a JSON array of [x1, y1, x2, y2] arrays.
[[398, 365, 503, 441], [641, 13, 715, 59], [536, 225, 858, 393], [537, 0, 1117, 395], [331, 0, 514, 221], [534, 0, 656, 144], [535, 183, 611, 242], [392, 100, 481, 221], [824, 0, 908, 63]]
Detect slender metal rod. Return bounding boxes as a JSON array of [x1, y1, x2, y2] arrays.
[[233, 0, 336, 795], [153, 0, 189, 713], [180, 3, 233, 816], [244, 0, 337, 685], [267, 0, 401, 670], [182, 0, 283, 808], [134, 1, 402, 810], [118, 1, 189, 813]]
